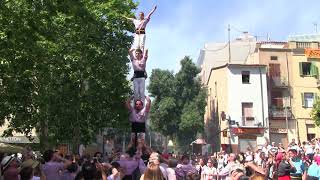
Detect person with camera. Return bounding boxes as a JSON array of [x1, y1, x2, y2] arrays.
[[276, 151, 296, 180], [41, 150, 72, 180]]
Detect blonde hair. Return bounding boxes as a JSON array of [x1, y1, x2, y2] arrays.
[[249, 174, 265, 180], [143, 163, 164, 180]]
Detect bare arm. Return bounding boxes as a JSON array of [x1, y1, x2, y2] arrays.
[[144, 49, 148, 62], [126, 96, 134, 111], [145, 5, 157, 19], [122, 15, 134, 21], [145, 96, 151, 112], [129, 48, 135, 61], [245, 162, 266, 175]]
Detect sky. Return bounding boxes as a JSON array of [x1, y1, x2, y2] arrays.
[[128, 0, 320, 94]]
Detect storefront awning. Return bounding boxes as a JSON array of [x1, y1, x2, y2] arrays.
[[0, 136, 39, 144]]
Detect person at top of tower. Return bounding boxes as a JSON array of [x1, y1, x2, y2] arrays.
[[126, 95, 151, 144], [129, 48, 148, 103], [124, 5, 157, 51]]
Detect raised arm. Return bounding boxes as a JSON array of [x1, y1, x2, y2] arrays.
[[129, 48, 135, 61], [145, 96, 151, 112], [122, 15, 134, 21], [126, 96, 134, 111], [144, 49, 148, 61], [145, 5, 157, 19]]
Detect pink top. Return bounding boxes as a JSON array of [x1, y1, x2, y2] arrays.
[[131, 56, 147, 71], [118, 159, 146, 175], [175, 163, 197, 178], [133, 18, 150, 30], [129, 106, 148, 123]]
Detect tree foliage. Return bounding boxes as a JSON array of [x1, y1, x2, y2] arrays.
[[0, 0, 136, 149], [148, 57, 207, 150], [312, 100, 320, 127]]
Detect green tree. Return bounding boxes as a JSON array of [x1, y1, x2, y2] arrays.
[[0, 0, 136, 150], [148, 57, 207, 151], [312, 99, 320, 127]]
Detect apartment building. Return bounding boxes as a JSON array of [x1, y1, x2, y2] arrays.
[[204, 64, 268, 152], [287, 34, 320, 142]]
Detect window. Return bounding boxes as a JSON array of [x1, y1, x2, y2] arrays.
[[307, 134, 315, 141], [270, 56, 278, 60], [242, 103, 254, 126], [242, 71, 250, 83], [301, 62, 311, 75], [301, 92, 317, 108], [299, 62, 319, 77]]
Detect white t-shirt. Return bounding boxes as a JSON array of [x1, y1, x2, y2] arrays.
[[133, 18, 150, 30], [166, 167, 176, 180], [131, 56, 147, 72], [159, 165, 168, 180], [305, 144, 314, 155], [202, 166, 217, 180], [129, 107, 148, 123]]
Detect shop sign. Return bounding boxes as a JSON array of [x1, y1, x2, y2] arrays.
[[0, 136, 39, 144], [232, 128, 264, 134], [305, 48, 320, 59], [270, 128, 287, 133]]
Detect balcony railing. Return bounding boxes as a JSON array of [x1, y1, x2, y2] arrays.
[[238, 116, 262, 127], [270, 77, 289, 88], [269, 107, 292, 119]]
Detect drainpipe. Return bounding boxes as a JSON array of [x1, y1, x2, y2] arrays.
[[259, 67, 266, 127], [285, 52, 290, 143]]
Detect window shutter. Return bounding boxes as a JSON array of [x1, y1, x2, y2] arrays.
[[310, 63, 317, 77], [314, 93, 319, 105], [299, 62, 303, 76], [301, 93, 305, 107], [315, 65, 319, 79]]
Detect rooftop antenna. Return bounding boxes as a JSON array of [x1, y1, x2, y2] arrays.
[[313, 22, 318, 33], [228, 24, 231, 63]]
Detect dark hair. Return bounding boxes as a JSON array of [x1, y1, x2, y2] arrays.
[[135, 99, 144, 106], [289, 149, 297, 154], [239, 175, 250, 180], [94, 152, 102, 157], [20, 167, 33, 180], [82, 162, 98, 180], [43, 150, 54, 162], [135, 49, 143, 54], [181, 154, 189, 160], [237, 153, 246, 164], [168, 158, 178, 168], [111, 162, 120, 169], [126, 146, 136, 158], [67, 162, 78, 173]]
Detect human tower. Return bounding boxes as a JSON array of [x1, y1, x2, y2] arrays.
[[124, 5, 157, 146]]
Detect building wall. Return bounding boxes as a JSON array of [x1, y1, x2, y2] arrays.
[[227, 66, 269, 146], [257, 49, 292, 146], [205, 67, 229, 151], [289, 43, 320, 142]]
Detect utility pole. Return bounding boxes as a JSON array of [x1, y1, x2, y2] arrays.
[[228, 24, 231, 63]]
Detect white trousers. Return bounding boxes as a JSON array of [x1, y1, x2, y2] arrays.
[[133, 34, 146, 51], [133, 77, 145, 103]]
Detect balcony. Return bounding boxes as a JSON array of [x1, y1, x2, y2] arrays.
[[270, 77, 289, 88], [238, 116, 262, 127], [269, 107, 292, 119]]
